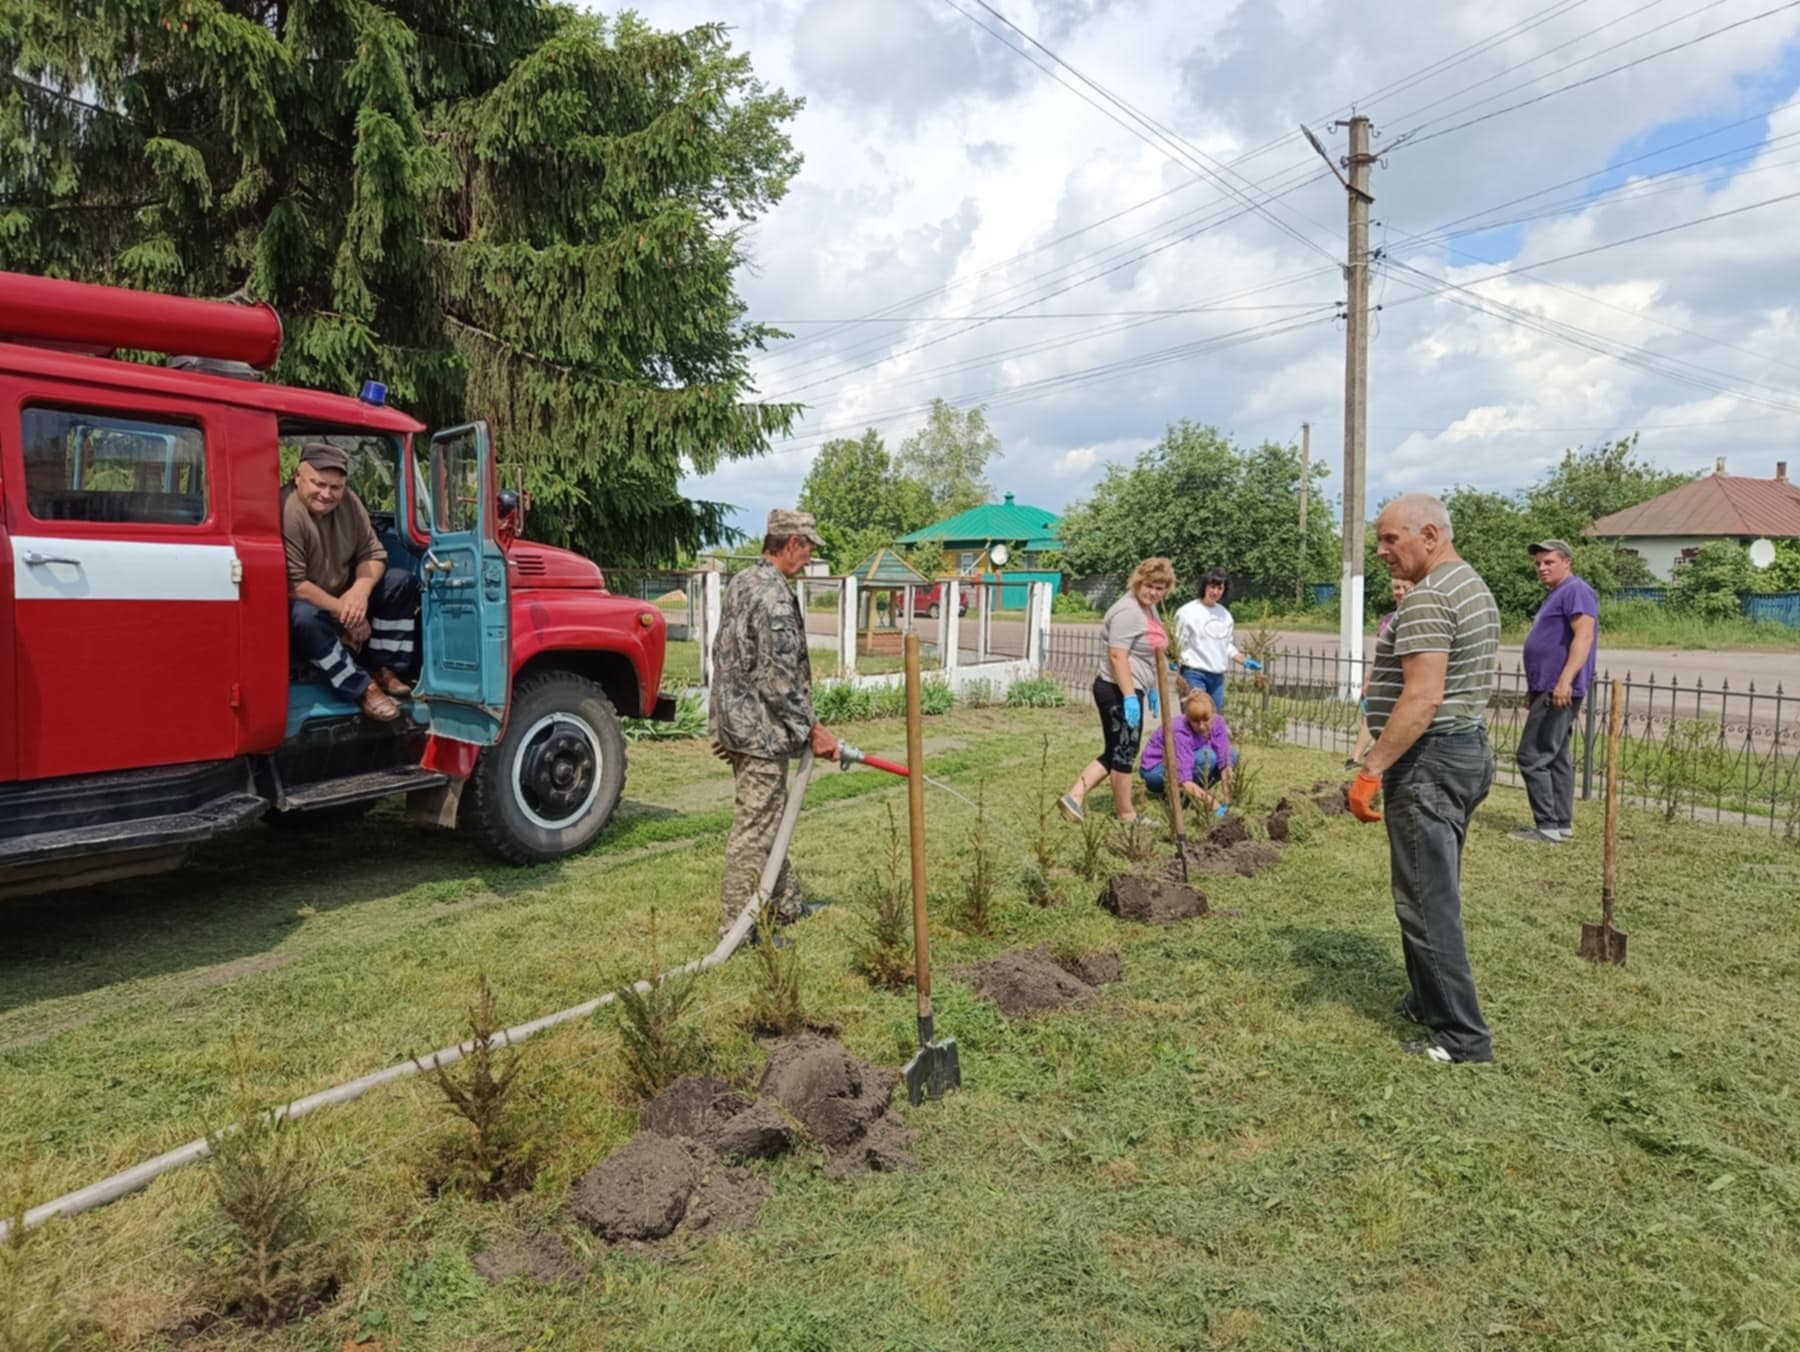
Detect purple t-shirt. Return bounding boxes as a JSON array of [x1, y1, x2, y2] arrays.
[[1141, 714, 1233, 783], [1522, 576, 1599, 696]]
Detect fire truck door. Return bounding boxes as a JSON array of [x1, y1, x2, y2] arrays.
[[5, 402, 241, 779], [416, 421, 508, 746]]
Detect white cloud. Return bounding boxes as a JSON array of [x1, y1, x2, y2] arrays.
[[644, 0, 1800, 537]]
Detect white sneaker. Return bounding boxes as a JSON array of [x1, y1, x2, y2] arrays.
[[1507, 827, 1563, 844]]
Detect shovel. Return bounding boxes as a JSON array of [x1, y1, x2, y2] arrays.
[[1154, 649, 1190, 880], [900, 634, 961, 1105], [1579, 678, 1629, 966]]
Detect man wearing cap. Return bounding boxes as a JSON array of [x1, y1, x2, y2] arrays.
[[282, 442, 420, 721], [709, 510, 840, 936], [1513, 539, 1598, 844]]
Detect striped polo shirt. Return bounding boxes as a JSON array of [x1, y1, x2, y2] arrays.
[[1366, 559, 1500, 738]]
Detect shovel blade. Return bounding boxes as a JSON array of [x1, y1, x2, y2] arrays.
[[1579, 922, 1628, 966], [903, 1038, 961, 1106]]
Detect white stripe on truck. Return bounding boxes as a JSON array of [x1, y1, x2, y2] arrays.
[[10, 535, 240, 602]]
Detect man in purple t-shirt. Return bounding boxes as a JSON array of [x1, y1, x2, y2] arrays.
[[1512, 539, 1598, 843]]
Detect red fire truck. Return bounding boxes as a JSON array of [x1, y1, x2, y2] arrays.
[[0, 271, 674, 897]]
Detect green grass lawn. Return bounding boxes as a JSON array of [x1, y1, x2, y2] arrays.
[[5, 706, 1799, 1348]]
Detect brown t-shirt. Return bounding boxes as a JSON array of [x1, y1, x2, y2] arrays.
[[281, 484, 385, 596]]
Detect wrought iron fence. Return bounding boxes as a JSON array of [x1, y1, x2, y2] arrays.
[[1043, 627, 1800, 836]]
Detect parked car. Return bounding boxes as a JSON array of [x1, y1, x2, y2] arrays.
[[0, 269, 674, 898], [907, 581, 971, 619]]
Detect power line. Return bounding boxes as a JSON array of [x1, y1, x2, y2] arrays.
[[753, 303, 1329, 322], [1397, 0, 1800, 149]]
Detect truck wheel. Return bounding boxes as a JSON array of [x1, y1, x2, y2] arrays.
[[927, 603, 940, 618], [466, 671, 627, 865]]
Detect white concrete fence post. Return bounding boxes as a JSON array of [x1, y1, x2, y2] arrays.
[[838, 576, 859, 677], [1026, 581, 1050, 672], [938, 579, 957, 674], [700, 568, 722, 688]]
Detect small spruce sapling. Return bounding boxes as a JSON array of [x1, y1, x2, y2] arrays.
[[853, 804, 913, 990], [958, 780, 999, 934], [1076, 809, 1110, 882], [615, 909, 704, 1099], [0, 1147, 74, 1352], [745, 897, 806, 1035], [414, 974, 531, 1200]]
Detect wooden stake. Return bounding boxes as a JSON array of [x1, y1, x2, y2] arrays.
[[905, 634, 932, 1028], [1581, 677, 1629, 965]]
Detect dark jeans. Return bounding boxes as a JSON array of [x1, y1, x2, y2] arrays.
[[1384, 729, 1495, 1061], [1091, 676, 1142, 773], [1179, 666, 1227, 711], [1142, 747, 1235, 796], [1516, 691, 1581, 830], [289, 569, 420, 702]]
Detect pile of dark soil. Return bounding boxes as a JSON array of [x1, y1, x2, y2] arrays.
[[1265, 797, 1294, 842], [1206, 814, 1251, 848], [953, 947, 1123, 1017], [1311, 779, 1350, 817], [1099, 874, 1209, 922], [474, 1232, 582, 1286], [569, 1036, 917, 1247], [1184, 840, 1282, 877]]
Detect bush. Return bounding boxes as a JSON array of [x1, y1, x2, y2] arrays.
[[814, 681, 875, 724], [1005, 678, 1067, 708], [959, 678, 997, 708], [1670, 541, 1756, 620], [1052, 592, 1097, 617], [920, 677, 956, 716], [873, 683, 908, 721]]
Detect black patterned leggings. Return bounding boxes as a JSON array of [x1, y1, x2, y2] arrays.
[[1092, 676, 1141, 773]]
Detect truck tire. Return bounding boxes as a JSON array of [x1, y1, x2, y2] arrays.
[[926, 603, 940, 618], [466, 671, 627, 865]]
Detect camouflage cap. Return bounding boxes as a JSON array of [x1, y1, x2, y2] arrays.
[[766, 507, 825, 546]]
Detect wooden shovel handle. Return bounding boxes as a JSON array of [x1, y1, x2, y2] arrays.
[[905, 634, 932, 1017], [1156, 649, 1185, 844]]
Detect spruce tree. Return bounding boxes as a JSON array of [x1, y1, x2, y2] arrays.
[[0, 2, 801, 563]]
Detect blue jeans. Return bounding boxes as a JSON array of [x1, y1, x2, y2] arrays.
[[1385, 730, 1495, 1061], [1142, 747, 1234, 796], [1180, 666, 1227, 711]]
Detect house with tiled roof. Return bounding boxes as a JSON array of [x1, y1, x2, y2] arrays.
[[1585, 458, 1800, 579]]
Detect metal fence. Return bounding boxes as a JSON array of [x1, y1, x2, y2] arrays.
[[1043, 626, 1800, 836]]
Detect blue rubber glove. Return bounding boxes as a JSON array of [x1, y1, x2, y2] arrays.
[[1243, 657, 1264, 672], [1122, 695, 1141, 729], [1147, 689, 1160, 720], [1215, 803, 1229, 818]]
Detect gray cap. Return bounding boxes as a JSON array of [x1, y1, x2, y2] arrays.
[[766, 507, 825, 546], [1529, 538, 1574, 557], [299, 441, 349, 475]]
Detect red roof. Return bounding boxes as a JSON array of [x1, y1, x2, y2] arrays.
[[1586, 470, 1800, 539]]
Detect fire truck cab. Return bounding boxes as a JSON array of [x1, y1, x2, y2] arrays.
[[0, 271, 673, 898]]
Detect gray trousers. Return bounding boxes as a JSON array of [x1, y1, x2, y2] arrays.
[[1385, 730, 1495, 1062], [1516, 691, 1581, 831]]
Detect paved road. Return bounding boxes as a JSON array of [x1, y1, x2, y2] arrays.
[[806, 612, 1795, 689]]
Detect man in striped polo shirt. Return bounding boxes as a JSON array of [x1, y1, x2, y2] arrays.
[[1350, 494, 1501, 1065]]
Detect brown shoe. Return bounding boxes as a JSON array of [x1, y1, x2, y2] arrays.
[[360, 684, 402, 721], [373, 667, 413, 698]]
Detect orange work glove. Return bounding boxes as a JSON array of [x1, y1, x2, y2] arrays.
[[1348, 771, 1384, 823]]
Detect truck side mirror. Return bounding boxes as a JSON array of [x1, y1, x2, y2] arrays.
[[497, 489, 520, 521]]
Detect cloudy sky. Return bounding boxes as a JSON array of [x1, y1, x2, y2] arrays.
[[636, 0, 1800, 537]]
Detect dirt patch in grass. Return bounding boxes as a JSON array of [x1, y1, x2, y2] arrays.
[[0, 1010, 99, 1053], [572, 1038, 913, 1247], [1265, 798, 1294, 842], [1311, 779, 1349, 817], [1207, 814, 1251, 849], [175, 951, 297, 999], [1099, 875, 1210, 923], [759, 1034, 917, 1178], [474, 1231, 582, 1285], [1185, 841, 1283, 878], [953, 948, 1123, 1017]]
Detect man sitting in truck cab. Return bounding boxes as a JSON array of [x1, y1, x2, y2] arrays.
[[282, 441, 420, 722]]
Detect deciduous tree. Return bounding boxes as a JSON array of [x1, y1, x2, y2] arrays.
[[896, 398, 999, 517]]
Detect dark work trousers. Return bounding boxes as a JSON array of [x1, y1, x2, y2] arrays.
[[289, 569, 420, 702], [1384, 728, 1496, 1062], [1515, 691, 1582, 831]]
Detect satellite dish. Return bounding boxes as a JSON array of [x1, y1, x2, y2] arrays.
[[1748, 537, 1777, 569], [989, 543, 1011, 568]]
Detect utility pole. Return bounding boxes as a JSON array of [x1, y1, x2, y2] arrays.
[[1296, 420, 1310, 610], [1303, 114, 1377, 699]]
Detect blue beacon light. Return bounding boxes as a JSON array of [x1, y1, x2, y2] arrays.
[[359, 380, 388, 405]]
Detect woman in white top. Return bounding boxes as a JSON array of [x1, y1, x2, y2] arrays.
[[1173, 568, 1261, 712]]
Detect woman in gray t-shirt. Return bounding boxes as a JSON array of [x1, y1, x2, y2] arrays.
[[1060, 557, 1174, 824]]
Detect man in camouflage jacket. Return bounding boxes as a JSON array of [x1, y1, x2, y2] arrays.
[[709, 509, 840, 934]]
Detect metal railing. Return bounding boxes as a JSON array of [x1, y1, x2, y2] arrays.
[[1043, 627, 1800, 836]]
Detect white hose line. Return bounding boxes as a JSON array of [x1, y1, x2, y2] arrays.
[[1, 750, 817, 1241]]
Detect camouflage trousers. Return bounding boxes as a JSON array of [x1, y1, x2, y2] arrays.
[[719, 753, 805, 934]]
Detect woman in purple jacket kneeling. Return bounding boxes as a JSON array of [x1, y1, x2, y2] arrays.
[[1140, 687, 1237, 816]]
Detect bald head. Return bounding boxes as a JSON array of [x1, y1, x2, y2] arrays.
[[1375, 493, 1459, 583]]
